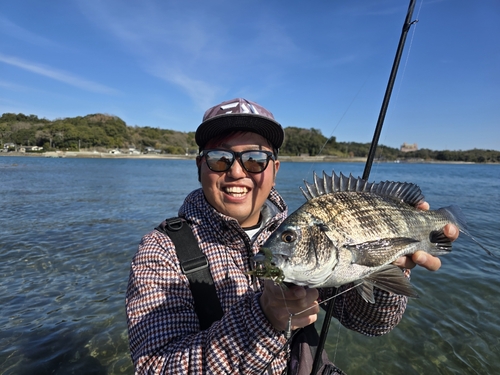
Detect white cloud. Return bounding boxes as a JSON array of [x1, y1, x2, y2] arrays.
[[0, 54, 119, 95], [74, 0, 302, 108], [148, 65, 222, 111]]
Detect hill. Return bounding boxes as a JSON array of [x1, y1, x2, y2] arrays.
[[1, 113, 499, 163]]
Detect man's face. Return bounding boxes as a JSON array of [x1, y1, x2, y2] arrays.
[[197, 132, 280, 228]]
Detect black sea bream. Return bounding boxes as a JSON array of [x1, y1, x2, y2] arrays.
[[253, 171, 487, 303]]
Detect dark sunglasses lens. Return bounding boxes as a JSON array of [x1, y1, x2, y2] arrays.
[[205, 150, 234, 172], [241, 151, 270, 173]]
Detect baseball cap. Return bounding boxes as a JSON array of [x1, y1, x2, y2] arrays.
[[195, 98, 285, 151]]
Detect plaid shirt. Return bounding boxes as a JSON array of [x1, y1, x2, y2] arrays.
[[126, 188, 408, 374]]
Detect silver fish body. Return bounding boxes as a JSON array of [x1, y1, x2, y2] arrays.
[[255, 171, 470, 302]]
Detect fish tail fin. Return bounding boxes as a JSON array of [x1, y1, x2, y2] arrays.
[[437, 205, 468, 231], [437, 206, 493, 257]]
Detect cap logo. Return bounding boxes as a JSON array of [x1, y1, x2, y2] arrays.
[[219, 101, 259, 115]]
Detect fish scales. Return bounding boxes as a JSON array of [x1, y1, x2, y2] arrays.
[[250, 170, 481, 303]]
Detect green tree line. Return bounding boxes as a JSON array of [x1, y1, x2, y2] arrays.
[[1, 112, 499, 163]]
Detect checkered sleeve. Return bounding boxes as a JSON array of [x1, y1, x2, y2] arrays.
[[126, 231, 288, 374], [320, 271, 410, 337]]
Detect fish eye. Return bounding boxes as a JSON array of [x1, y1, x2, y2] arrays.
[[281, 231, 296, 243]]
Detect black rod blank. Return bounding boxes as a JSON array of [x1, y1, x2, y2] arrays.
[[362, 0, 417, 180], [311, 1, 417, 373]]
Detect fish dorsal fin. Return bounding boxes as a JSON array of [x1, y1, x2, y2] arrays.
[[300, 170, 425, 207]]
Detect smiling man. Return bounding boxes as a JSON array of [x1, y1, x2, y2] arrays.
[[197, 135, 279, 228], [126, 98, 457, 375]]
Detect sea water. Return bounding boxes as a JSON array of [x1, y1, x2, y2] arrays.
[[0, 156, 498, 374]]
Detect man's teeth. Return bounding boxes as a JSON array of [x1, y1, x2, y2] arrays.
[[225, 187, 248, 196]]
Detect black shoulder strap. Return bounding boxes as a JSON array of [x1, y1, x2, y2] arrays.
[[155, 217, 223, 330]]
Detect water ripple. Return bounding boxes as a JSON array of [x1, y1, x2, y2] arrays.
[[1, 157, 499, 374]]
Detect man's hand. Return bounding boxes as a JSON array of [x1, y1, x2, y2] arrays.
[[259, 280, 319, 332]]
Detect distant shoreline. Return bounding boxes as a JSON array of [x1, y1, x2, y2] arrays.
[[0, 151, 486, 164], [2, 151, 363, 163]]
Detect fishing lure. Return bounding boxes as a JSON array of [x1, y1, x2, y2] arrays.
[[247, 247, 285, 284]]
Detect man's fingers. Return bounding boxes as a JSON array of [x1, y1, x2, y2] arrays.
[[412, 251, 442, 271], [416, 201, 430, 211], [443, 223, 459, 241]]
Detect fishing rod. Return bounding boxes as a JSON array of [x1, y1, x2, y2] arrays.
[[310, 1, 418, 373]]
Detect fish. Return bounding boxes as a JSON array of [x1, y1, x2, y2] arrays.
[[252, 171, 491, 303]]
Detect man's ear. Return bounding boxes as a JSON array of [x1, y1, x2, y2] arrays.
[[272, 160, 280, 184], [196, 156, 202, 182]]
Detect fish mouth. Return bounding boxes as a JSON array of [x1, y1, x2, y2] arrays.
[[252, 252, 267, 264], [252, 252, 286, 268], [252, 250, 327, 287], [250, 249, 287, 283]]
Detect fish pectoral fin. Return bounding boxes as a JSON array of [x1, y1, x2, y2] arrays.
[[348, 237, 419, 267], [355, 281, 376, 304], [429, 229, 453, 255], [359, 265, 419, 302]]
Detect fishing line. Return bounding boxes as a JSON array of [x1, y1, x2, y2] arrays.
[[315, 1, 424, 177], [376, 0, 423, 173], [332, 294, 346, 365], [283, 283, 361, 373], [394, 0, 423, 101], [273, 2, 426, 372], [317, 79, 369, 158], [302, 78, 371, 185], [259, 330, 298, 375], [259, 283, 364, 374], [278, 284, 294, 339], [292, 282, 363, 317], [259, 285, 296, 375], [312, 2, 422, 372]]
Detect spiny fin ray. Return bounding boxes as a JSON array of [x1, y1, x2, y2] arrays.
[[300, 170, 425, 207]]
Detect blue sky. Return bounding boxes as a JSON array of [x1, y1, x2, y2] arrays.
[[1, 0, 499, 151]]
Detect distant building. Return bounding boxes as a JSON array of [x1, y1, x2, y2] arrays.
[[25, 146, 43, 152], [400, 142, 418, 153], [144, 147, 161, 154], [3, 143, 15, 151]]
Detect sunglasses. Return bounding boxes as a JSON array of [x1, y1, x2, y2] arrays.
[[200, 149, 275, 173]]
